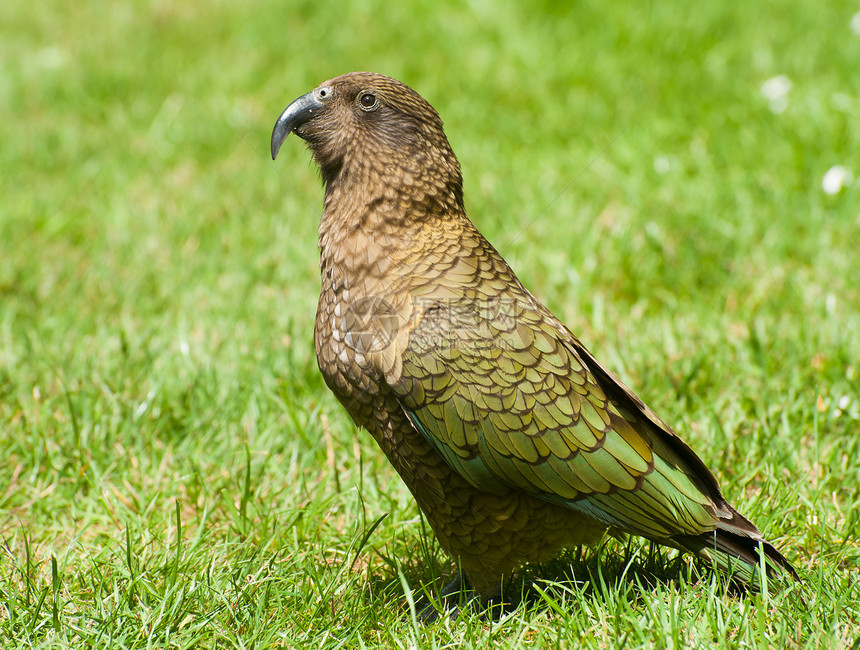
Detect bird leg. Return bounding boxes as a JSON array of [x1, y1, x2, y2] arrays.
[[415, 572, 471, 622], [415, 572, 534, 622]]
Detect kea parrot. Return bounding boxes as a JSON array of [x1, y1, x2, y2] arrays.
[[270, 71, 796, 611]]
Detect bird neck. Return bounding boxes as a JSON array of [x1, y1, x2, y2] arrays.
[[319, 151, 464, 239], [325, 140, 463, 212], [317, 159, 466, 299]]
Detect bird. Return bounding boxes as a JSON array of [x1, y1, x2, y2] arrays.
[[270, 71, 796, 609]]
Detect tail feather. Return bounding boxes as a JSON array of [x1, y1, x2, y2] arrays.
[[675, 505, 798, 585]]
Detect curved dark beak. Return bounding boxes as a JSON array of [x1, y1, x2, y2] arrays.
[[271, 91, 324, 160]]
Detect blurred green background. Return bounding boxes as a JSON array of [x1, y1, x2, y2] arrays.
[[1, 0, 858, 646]]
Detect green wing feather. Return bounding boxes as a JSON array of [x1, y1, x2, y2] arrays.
[[391, 286, 724, 542]]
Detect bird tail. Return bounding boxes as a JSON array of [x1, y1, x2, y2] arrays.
[[674, 505, 798, 586]]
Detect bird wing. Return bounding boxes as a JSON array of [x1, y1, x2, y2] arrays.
[[390, 280, 727, 540]]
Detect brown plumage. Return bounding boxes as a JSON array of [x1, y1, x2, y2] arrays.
[[270, 72, 796, 603]]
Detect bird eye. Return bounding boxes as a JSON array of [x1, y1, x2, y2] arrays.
[[359, 92, 378, 110]]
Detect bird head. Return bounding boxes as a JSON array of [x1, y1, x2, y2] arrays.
[[271, 72, 461, 196]]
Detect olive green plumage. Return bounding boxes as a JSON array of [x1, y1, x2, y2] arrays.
[[271, 71, 796, 598]]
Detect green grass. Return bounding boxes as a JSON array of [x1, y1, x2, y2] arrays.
[[2, 0, 859, 646]]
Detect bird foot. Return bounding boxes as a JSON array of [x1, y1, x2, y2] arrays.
[[414, 573, 533, 622], [415, 572, 470, 623]]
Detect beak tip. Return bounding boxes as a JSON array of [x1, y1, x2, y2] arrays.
[[271, 123, 287, 161]]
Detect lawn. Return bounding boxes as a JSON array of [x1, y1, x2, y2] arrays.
[[1, 0, 859, 647]]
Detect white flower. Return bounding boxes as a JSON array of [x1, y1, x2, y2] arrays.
[[851, 11, 860, 36], [653, 155, 674, 175], [761, 75, 792, 113], [35, 47, 66, 70], [822, 165, 852, 195]]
